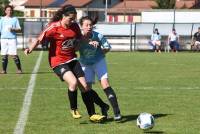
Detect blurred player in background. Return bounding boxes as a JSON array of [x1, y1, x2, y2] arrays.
[[191, 27, 200, 51], [78, 16, 121, 121], [149, 28, 161, 53], [24, 5, 105, 122], [0, 5, 22, 74], [168, 28, 180, 52]]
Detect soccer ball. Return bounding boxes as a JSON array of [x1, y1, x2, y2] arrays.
[[136, 113, 155, 130]]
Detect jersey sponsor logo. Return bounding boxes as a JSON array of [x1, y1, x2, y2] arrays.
[[61, 38, 76, 50], [59, 34, 64, 38], [60, 67, 66, 74]]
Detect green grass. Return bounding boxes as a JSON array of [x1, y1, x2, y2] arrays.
[[1, 51, 200, 134]]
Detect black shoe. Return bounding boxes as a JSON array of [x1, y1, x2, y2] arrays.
[[101, 104, 109, 118]]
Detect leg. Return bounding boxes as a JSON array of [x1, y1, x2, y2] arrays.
[[80, 63, 109, 117], [78, 77, 95, 116], [101, 79, 121, 120], [175, 41, 179, 52], [1, 39, 8, 73], [63, 71, 81, 119], [87, 83, 109, 117], [156, 41, 161, 53], [95, 58, 121, 120], [11, 55, 22, 73], [8, 39, 22, 73], [76, 62, 105, 122], [1, 55, 8, 74]]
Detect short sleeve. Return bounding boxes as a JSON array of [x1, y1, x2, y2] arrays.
[[0, 18, 2, 32], [15, 18, 21, 29], [38, 26, 54, 43], [98, 33, 111, 49]]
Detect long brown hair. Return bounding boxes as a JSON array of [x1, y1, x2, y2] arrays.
[[50, 4, 77, 23]]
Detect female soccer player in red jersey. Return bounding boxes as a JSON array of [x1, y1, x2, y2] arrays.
[[24, 5, 105, 122]]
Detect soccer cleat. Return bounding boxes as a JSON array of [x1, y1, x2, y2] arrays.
[[0, 70, 7, 74], [101, 104, 109, 118], [16, 70, 23, 74], [114, 114, 122, 121], [70, 109, 82, 119], [89, 114, 105, 123]]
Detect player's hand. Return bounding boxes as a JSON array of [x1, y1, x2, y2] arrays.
[[89, 41, 99, 48], [10, 28, 15, 32], [24, 48, 32, 55]]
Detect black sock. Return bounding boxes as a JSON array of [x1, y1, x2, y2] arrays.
[[90, 89, 107, 108], [81, 90, 95, 116], [104, 87, 120, 115], [2, 56, 8, 72], [68, 90, 77, 110], [13, 56, 22, 70]]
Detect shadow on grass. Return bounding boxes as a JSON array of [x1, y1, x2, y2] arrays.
[[144, 130, 165, 134], [3, 71, 53, 74], [117, 113, 171, 123], [79, 113, 171, 129]]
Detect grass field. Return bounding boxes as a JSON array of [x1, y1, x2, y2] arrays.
[[1, 51, 200, 134]]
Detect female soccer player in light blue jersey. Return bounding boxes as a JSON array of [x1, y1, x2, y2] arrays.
[[0, 5, 22, 74], [79, 16, 121, 121]]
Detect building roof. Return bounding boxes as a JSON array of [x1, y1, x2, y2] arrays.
[[48, 0, 66, 7], [176, 0, 195, 9], [23, 0, 92, 8], [108, 0, 157, 14], [61, 0, 92, 8], [10, 0, 28, 6], [108, 0, 196, 14], [24, 0, 55, 7]]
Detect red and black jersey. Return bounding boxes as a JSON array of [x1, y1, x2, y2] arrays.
[[38, 21, 82, 68]]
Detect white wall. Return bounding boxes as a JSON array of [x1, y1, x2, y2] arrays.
[[142, 10, 200, 23]]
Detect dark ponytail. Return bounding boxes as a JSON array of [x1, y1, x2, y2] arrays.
[[50, 9, 63, 22], [50, 4, 77, 23]]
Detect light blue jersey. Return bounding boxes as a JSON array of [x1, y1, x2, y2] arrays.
[[0, 16, 21, 39], [79, 31, 111, 65], [151, 33, 161, 41]]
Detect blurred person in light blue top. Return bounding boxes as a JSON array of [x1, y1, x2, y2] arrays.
[[149, 28, 161, 52], [78, 16, 121, 121], [0, 5, 22, 74], [0, 14, 20, 39]]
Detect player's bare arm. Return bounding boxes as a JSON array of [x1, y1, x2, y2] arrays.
[[24, 39, 40, 55]]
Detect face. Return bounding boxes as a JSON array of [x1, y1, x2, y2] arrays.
[[62, 13, 76, 26], [198, 29, 200, 32], [5, 7, 13, 17], [81, 19, 93, 34]]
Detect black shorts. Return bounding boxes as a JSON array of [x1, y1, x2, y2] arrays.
[[53, 60, 85, 81]]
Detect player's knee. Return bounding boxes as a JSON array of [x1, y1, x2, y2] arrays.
[[101, 79, 110, 89], [68, 80, 78, 90]]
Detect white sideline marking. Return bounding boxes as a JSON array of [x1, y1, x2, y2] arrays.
[[13, 51, 43, 134]]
